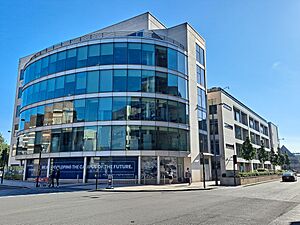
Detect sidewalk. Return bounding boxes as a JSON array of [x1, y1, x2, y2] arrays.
[[0, 179, 222, 192]]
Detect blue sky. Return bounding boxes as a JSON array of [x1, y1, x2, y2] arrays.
[[0, 0, 299, 151]]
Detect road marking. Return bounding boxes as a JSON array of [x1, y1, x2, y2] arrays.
[[0, 190, 89, 199]]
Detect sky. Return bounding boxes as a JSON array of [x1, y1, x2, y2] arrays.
[[0, 0, 299, 151]]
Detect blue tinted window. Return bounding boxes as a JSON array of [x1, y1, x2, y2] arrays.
[[61, 128, 73, 152], [83, 126, 97, 151], [178, 102, 187, 124], [47, 78, 55, 99], [74, 99, 85, 122], [112, 97, 127, 120], [140, 126, 156, 150], [155, 45, 167, 67], [155, 72, 168, 94], [196, 44, 205, 66], [51, 129, 61, 153], [178, 77, 187, 99], [156, 127, 169, 150], [56, 51, 66, 72], [127, 97, 141, 120], [66, 48, 77, 70], [86, 71, 99, 93], [113, 70, 127, 92], [73, 127, 84, 151], [178, 52, 186, 74], [167, 73, 178, 96], [48, 53, 57, 74], [168, 101, 178, 123], [36, 105, 45, 127], [167, 48, 178, 71], [75, 72, 86, 94], [39, 80, 47, 101], [114, 43, 127, 64], [77, 46, 88, 68], [41, 56, 49, 77], [142, 44, 154, 66], [35, 60, 41, 79], [141, 98, 155, 120], [85, 98, 98, 121], [32, 82, 40, 103], [97, 126, 111, 150], [87, 44, 100, 66], [64, 74, 75, 96], [141, 70, 155, 93], [54, 76, 65, 98], [100, 43, 113, 65], [156, 99, 167, 121], [127, 70, 141, 92], [100, 70, 113, 92], [98, 97, 112, 121], [111, 126, 126, 150], [128, 43, 141, 64]]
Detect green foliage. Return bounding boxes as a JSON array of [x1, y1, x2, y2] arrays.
[[241, 137, 256, 161], [239, 170, 282, 177], [257, 143, 268, 165], [270, 148, 278, 166], [0, 133, 9, 168], [277, 151, 286, 167]]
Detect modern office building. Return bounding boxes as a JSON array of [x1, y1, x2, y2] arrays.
[[207, 87, 279, 178], [9, 12, 211, 183]]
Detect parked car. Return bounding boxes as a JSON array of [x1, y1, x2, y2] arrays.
[[282, 171, 298, 182]]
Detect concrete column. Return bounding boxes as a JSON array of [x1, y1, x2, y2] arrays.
[[250, 161, 254, 172], [83, 157, 87, 183], [138, 156, 141, 184], [46, 158, 51, 178], [157, 155, 160, 184], [22, 159, 27, 181]]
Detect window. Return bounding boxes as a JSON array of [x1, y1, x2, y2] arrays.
[[39, 80, 47, 101], [142, 44, 154, 66], [48, 53, 57, 74], [47, 78, 55, 99], [235, 125, 242, 140], [167, 73, 178, 96], [196, 44, 205, 66], [224, 123, 233, 130], [157, 127, 169, 150], [77, 46, 88, 68], [83, 126, 97, 151], [197, 88, 206, 109], [168, 101, 178, 123], [155, 45, 167, 67], [249, 117, 254, 129], [127, 70, 141, 92], [35, 60, 41, 79], [114, 43, 127, 64], [54, 76, 65, 98], [36, 105, 45, 127], [85, 98, 98, 121], [140, 126, 156, 150], [87, 44, 100, 66], [167, 48, 178, 71], [178, 102, 187, 124], [210, 140, 220, 155], [97, 126, 111, 150], [168, 128, 179, 150], [64, 74, 75, 96], [100, 43, 113, 65], [66, 48, 77, 70], [44, 104, 53, 126], [99, 70, 113, 92], [63, 101, 74, 124], [61, 128, 72, 152], [141, 98, 155, 121], [53, 102, 63, 125], [98, 97, 112, 121], [155, 72, 168, 94], [112, 97, 127, 120], [128, 43, 141, 64], [74, 99, 85, 122], [234, 108, 241, 123], [111, 126, 126, 150], [113, 70, 127, 92], [178, 129, 188, 151], [178, 77, 187, 99], [156, 99, 168, 121], [127, 97, 141, 120], [199, 133, 208, 153], [198, 109, 207, 131], [242, 128, 249, 141], [241, 112, 248, 126], [126, 126, 140, 150], [197, 65, 205, 87], [56, 51, 66, 72], [40, 57, 49, 77], [142, 70, 155, 93], [75, 72, 87, 94], [51, 129, 61, 153], [178, 52, 186, 74], [209, 105, 217, 115], [86, 71, 99, 93], [210, 119, 218, 135], [72, 127, 84, 151]]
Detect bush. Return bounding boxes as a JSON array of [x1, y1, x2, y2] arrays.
[[238, 170, 281, 177]]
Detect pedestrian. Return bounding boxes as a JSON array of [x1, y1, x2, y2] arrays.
[[185, 168, 192, 185], [50, 168, 56, 188], [56, 167, 61, 187], [168, 170, 173, 184]]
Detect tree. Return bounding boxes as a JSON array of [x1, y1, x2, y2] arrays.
[[284, 153, 290, 169], [0, 133, 9, 167], [257, 142, 268, 168], [277, 150, 286, 169], [241, 137, 256, 161]]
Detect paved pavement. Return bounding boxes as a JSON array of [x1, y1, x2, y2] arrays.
[[0, 179, 300, 225]]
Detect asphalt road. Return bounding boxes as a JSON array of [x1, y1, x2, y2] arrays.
[[0, 180, 300, 225]]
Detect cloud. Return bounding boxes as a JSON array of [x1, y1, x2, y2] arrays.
[[271, 61, 281, 70]]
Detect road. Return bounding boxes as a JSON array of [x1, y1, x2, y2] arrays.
[[0, 180, 300, 225]]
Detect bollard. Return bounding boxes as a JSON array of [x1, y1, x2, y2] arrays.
[[95, 173, 98, 190]]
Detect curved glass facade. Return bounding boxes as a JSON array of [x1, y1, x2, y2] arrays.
[[19, 96, 188, 131], [21, 69, 188, 108], [16, 125, 189, 155], [23, 43, 187, 85]]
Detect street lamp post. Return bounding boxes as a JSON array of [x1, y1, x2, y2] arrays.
[[35, 146, 43, 188]]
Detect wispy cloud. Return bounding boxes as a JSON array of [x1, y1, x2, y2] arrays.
[[271, 61, 297, 77], [271, 61, 281, 70]]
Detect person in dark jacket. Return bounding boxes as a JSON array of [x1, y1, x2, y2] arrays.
[[50, 168, 56, 187], [56, 167, 61, 187]]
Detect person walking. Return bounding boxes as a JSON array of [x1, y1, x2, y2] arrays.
[[185, 168, 192, 185], [56, 167, 61, 187], [50, 168, 56, 187]]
